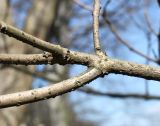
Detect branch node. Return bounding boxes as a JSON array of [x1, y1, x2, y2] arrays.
[[64, 49, 71, 61], [0, 22, 7, 33], [93, 54, 109, 77], [43, 52, 51, 58], [75, 80, 82, 87]]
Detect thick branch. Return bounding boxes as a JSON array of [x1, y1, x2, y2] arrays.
[[107, 59, 160, 81], [0, 68, 102, 108], [0, 53, 93, 66], [0, 53, 55, 65]]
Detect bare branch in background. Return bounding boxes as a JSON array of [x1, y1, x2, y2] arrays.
[[79, 87, 160, 100], [73, 0, 92, 11], [102, 11, 157, 63], [9, 65, 58, 83], [144, 10, 157, 36]]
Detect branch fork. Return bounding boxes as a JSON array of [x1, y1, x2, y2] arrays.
[[0, 1, 159, 108]]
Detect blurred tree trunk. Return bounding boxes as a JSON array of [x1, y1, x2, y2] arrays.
[[0, 1, 33, 126], [0, 0, 74, 126]]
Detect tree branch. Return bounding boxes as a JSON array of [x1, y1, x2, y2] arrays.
[[108, 59, 160, 81], [0, 21, 94, 66], [0, 15, 160, 109], [73, 0, 92, 11], [0, 53, 93, 66], [0, 53, 55, 65], [9, 62, 160, 103], [93, 0, 102, 55], [0, 68, 102, 108], [79, 87, 160, 100]]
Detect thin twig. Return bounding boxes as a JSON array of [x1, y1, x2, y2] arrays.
[[144, 10, 157, 36], [93, 0, 102, 55], [79, 87, 160, 100], [73, 0, 92, 11], [144, 32, 152, 97]]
